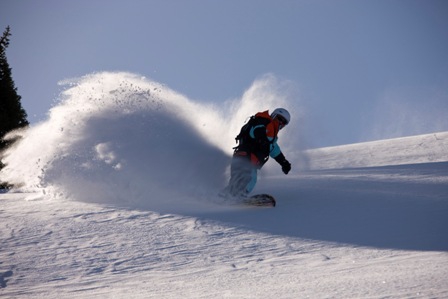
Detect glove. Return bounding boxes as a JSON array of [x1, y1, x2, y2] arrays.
[[281, 160, 291, 174], [274, 153, 291, 175]]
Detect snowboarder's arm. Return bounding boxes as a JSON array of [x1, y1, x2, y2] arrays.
[[250, 125, 268, 141], [269, 141, 281, 158], [274, 152, 291, 174]]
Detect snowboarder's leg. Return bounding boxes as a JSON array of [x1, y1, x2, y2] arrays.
[[224, 155, 257, 198], [245, 167, 257, 193]]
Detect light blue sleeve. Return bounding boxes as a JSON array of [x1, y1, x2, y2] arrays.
[[249, 125, 265, 139], [269, 138, 281, 158]]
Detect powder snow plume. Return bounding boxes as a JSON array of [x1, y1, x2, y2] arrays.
[[1, 72, 297, 211]]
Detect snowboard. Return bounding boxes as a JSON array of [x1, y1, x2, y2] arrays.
[[242, 193, 276, 207]]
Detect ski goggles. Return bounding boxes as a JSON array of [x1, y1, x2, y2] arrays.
[[276, 115, 289, 129]]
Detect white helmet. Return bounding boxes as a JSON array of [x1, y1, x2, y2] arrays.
[[271, 108, 291, 127]]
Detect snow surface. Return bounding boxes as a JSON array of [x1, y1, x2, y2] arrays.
[[1, 72, 448, 298], [303, 132, 448, 170]]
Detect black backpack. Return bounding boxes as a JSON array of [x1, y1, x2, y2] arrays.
[[234, 115, 273, 165]]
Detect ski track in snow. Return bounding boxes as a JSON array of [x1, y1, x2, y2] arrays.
[[1, 72, 448, 298]]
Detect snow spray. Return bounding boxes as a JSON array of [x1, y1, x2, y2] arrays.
[[0, 72, 298, 209]]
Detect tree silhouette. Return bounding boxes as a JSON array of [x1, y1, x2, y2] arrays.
[[0, 26, 29, 187]]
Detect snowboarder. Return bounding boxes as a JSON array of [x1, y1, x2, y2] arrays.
[[221, 108, 292, 199]]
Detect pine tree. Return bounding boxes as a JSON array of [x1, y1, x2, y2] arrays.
[[0, 26, 29, 149], [0, 26, 29, 187]]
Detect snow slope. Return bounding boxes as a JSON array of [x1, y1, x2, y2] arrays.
[[1, 72, 448, 298], [303, 131, 448, 170]]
